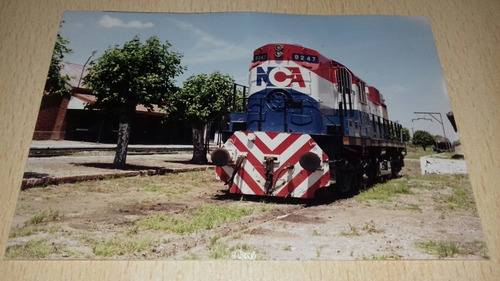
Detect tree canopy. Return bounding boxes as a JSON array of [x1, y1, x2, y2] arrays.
[[401, 127, 411, 142], [84, 35, 184, 114], [83, 35, 185, 168], [166, 72, 235, 163], [412, 130, 435, 151], [44, 24, 72, 95], [166, 72, 235, 129]]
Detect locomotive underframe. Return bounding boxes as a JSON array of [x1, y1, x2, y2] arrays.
[[217, 129, 405, 198], [308, 134, 405, 195]]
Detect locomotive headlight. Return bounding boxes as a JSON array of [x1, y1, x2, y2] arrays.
[[275, 44, 283, 58], [211, 148, 231, 167], [299, 152, 321, 171]]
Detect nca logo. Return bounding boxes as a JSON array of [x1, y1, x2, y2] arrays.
[[256, 66, 306, 88]]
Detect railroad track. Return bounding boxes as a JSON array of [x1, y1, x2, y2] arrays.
[[150, 198, 308, 259]]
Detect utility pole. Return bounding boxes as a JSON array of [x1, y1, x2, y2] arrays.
[[77, 50, 97, 88], [412, 112, 450, 151]]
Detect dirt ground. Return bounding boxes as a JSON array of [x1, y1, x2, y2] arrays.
[[6, 153, 488, 260]]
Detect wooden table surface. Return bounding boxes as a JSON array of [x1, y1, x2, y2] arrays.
[[1, 0, 498, 280]]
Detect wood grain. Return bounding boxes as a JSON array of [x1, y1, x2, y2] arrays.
[[1, 0, 498, 280]]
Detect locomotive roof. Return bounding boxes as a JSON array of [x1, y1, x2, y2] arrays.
[[252, 43, 385, 106]]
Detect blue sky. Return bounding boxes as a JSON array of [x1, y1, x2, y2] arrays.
[[57, 11, 458, 141]]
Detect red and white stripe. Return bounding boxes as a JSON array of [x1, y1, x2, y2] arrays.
[[215, 131, 330, 199]]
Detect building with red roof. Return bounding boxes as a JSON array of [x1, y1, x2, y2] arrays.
[[33, 62, 192, 144]]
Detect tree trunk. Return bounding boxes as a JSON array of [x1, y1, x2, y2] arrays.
[[113, 109, 134, 169], [191, 127, 208, 164]]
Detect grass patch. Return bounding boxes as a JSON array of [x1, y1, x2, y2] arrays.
[[9, 225, 62, 238], [362, 252, 403, 260], [404, 203, 423, 212], [438, 180, 477, 212], [410, 173, 478, 214], [405, 146, 437, 159], [415, 241, 461, 258], [356, 178, 412, 202], [141, 183, 165, 192], [137, 171, 213, 198], [80, 234, 156, 257], [207, 234, 262, 260], [26, 209, 62, 226], [183, 253, 202, 260], [230, 243, 261, 260], [134, 204, 255, 234], [5, 239, 56, 259], [9, 227, 38, 238]]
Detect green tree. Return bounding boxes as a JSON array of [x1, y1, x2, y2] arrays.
[[83, 35, 184, 168], [44, 23, 72, 95], [166, 72, 235, 164], [402, 127, 411, 142], [412, 130, 435, 151]]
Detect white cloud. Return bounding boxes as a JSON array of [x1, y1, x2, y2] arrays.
[[98, 15, 153, 29], [381, 85, 405, 97], [168, 18, 251, 65]]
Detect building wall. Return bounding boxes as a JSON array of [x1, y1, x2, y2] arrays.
[[33, 90, 193, 144], [33, 94, 69, 140]]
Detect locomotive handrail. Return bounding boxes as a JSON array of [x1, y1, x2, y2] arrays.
[[228, 95, 404, 142]]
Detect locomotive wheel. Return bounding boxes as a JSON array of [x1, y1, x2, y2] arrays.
[[338, 162, 361, 195]]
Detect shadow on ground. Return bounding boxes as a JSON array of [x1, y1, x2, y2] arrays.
[[73, 162, 164, 171], [23, 172, 50, 179]]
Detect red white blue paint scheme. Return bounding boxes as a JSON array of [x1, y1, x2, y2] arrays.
[[212, 44, 406, 199]]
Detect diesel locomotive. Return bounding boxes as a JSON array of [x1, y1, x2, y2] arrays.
[[211, 43, 406, 199]]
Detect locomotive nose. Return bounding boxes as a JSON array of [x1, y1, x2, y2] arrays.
[[211, 148, 231, 166]]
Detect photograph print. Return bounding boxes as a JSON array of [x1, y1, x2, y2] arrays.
[[6, 12, 488, 260]]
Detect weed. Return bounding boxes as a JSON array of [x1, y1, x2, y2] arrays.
[[339, 224, 361, 237], [9, 227, 37, 238], [460, 240, 489, 259], [362, 252, 403, 260], [183, 253, 202, 260], [415, 241, 461, 258], [355, 178, 411, 202], [81, 235, 156, 257], [26, 209, 63, 226], [10, 225, 62, 238], [141, 183, 165, 192], [362, 221, 385, 234], [207, 235, 261, 260], [312, 229, 321, 236], [315, 245, 326, 258], [257, 202, 275, 212], [404, 203, 423, 213], [125, 224, 140, 236], [230, 243, 261, 260], [231, 232, 243, 239], [134, 204, 255, 234], [283, 245, 292, 251], [209, 234, 222, 247], [5, 239, 55, 259], [404, 146, 437, 159], [207, 235, 230, 260], [440, 185, 476, 211]]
